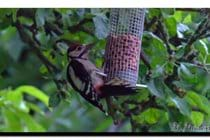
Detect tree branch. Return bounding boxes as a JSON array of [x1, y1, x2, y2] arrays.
[[14, 20, 67, 98], [175, 8, 201, 13], [67, 18, 94, 36], [140, 50, 151, 70], [157, 19, 173, 55], [183, 18, 208, 57], [144, 16, 158, 31]]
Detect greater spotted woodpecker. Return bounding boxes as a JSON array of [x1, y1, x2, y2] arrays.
[[66, 43, 107, 113], [65, 42, 138, 113]]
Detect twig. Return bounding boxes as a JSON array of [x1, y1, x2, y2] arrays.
[[199, 33, 210, 39], [175, 8, 201, 13], [183, 18, 208, 57], [45, 21, 64, 35], [157, 20, 173, 55], [67, 18, 95, 36], [16, 21, 59, 72], [144, 16, 158, 31], [14, 20, 67, 97], [140, 50, 151, 70], [105, 97, 119, 125]]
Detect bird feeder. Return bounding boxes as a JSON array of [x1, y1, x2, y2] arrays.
[[104, 8, 145, 87]]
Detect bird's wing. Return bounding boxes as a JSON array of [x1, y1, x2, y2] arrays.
[[67, 60, 90, 93], [80, 59, 107, 77], [67, 60, 106, 113], [99, 77, 139, 98]]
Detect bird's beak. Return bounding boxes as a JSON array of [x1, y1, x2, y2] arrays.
[[84, 44, 93, 53]]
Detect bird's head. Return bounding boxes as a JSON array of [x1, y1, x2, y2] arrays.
[[67, 43, 93, 60], [56, 39, 93, 61]]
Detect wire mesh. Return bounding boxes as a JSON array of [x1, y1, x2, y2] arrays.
[[104, 8, 145, 86]]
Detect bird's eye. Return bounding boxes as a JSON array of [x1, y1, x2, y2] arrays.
[[77, 47, 82, 51]]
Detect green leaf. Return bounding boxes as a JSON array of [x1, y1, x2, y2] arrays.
[[174, 11, 183, 22], [94, 118, 112, 132], [35, 9, 54, 27], [178, 63, 197, 84], [190, 111, 204, 127], [15, 85, 49, 107], [133, 108, 167, 125], [147, 77, 167, 99], [129, 88, 149, 103], [0, 86, 47, 132], [170, 96, 191, 117], [1, 107, 23, 131], [151, 64, 165, 78], [12, 106, 46, 132], [175, 46, 185, 59], [183, 14, 192, 24], [148, 9, 161, 19], [194, 40, 209, 62], [164, 16, 177, 36], [76, 9, 85, 18], [18, 16, 33, 26], [39, 64, 48, 74], [4, 90, 29, 112], [173, 80, 193, 91], [206, 55, 210, 63], [185, 91, 210, 115], [180, 63, 192, 76], [60, 31, 95, 44], [93, 14, 109, 39], [0, 9, 15, 30], [3, 27, 25, 61], [36, 31, 50, 46], [143, 32, 168, 68], [161, 9, 175, 18]]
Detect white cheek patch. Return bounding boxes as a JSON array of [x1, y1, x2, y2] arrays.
[[69, 67, 85, 91]]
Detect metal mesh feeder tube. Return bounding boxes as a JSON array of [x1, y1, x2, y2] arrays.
[[104, 8, 145, 87]]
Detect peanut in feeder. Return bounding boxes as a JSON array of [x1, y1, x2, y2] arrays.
[[104, 9, 147, 95]]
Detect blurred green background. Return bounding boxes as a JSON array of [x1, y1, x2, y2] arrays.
[[0, 8, 210, 132]]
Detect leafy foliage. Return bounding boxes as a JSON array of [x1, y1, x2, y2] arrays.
[[0, 85, 48, 131], [0, 8, 210, 132]]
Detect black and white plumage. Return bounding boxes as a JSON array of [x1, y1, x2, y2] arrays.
[[66, 44, 106, 113], [65, 42, 139, 113]]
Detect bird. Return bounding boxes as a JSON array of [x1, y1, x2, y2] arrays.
[[64, 42, 139, 113], [66, 43, 107, 113]]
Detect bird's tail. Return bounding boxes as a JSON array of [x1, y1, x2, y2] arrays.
[[99, 77, 139, 98]]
